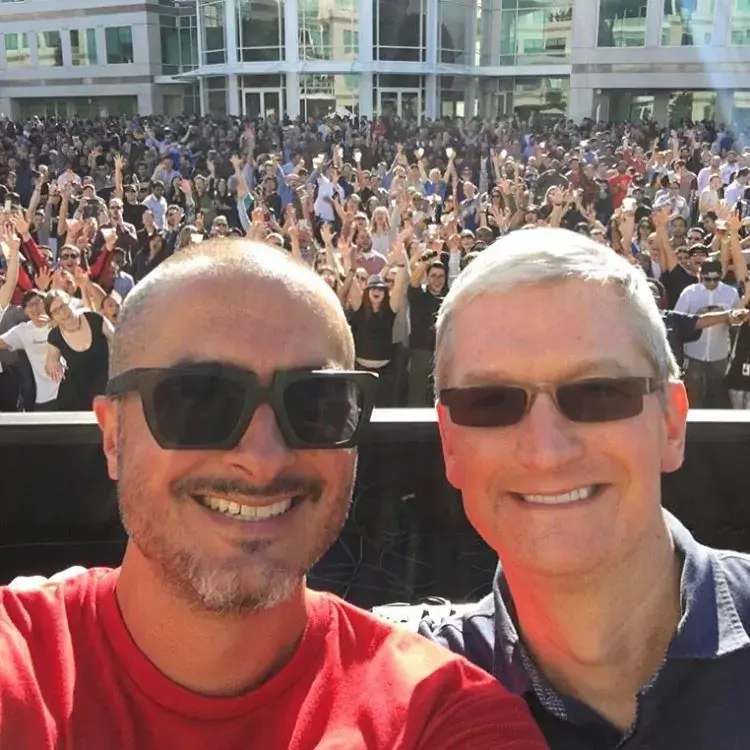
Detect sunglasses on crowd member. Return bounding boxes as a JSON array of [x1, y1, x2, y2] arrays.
[[701, 274, 721, 283], [440, 377, 661, 428], [60, 251, 79, 261], [105, 362, 378, 450]]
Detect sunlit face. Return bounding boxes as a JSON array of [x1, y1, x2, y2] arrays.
[[59, 247, 80, 271], [48, 295, 74, 325], [437, 281, 687, 578], [368, 287, 385, 305], [95, 274, 356, 614], [427, 267, 446, 295], [102, 295, 120, 323], [24, 296, 46, 325]]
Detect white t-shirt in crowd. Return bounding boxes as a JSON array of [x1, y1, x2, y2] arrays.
[[0, 320, 59, 404]]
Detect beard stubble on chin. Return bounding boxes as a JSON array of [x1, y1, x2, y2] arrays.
[[115, 414, 355, 615]]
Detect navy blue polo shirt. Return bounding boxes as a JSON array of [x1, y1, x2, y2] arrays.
[[419, 513, 750, 749], [662, 310, 701, 369]]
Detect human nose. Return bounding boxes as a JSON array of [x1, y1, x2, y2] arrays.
[[225, 403, 294, 482], [513, 390, 585, 471]]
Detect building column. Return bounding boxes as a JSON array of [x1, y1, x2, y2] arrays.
[[568, 84, 594, 122], [198, 76, 206, 116], [463, 77, 478, 118], [227, 74, 240, 116], [713, 0, 731, 48], [28, 32, 39, 67], [224, 0, 239, 115], [137, 91, 156, 115], [358, 0, 373, 119], [286, 72, 300, 119], [644, 0, 663, 47], [60, 28, 72, 67], [283, 0, 300, 117], [717, 89, 734, 126], [652, 91, 669, 125], [425, 74, 438, 120], [425, 0, 438, 115]]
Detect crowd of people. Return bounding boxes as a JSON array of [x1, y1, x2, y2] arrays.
[[0, 111, 749, 411]]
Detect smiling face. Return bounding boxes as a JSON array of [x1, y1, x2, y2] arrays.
[[437, 280, 687, 579], [96, 265, 357, 613]]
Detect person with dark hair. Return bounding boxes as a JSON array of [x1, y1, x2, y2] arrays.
[[407, 252, 447, 406], [44, 289, 113, 411]]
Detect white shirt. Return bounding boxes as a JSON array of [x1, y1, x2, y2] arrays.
[[0, 320, 59, 403], [697, 166, 715, 194], [141, 194, 168, 230], [675, 281, 739, 362], [724, 180, 745, 207], [313, 175, 343, 223]]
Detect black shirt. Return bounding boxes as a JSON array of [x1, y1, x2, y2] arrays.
[[662, 310, 701, 368], [408, 285, 444, 352], [123, 201, 147, 232], [348, 305, 396, 361], [661, 265, 696, 309]]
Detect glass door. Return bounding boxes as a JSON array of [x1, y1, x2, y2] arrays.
[[378, 88, 422, 122], [243, 89, 283, 119]]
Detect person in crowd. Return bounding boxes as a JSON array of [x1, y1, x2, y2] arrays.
[[1, 112, 750, 411], [407, 248, 447, 407], [421, 227, 750, 749], [342, 242, 409, 407], [44, 289, 113, 411], [674, 260, 743, 407], [0, 239, 548, 749]]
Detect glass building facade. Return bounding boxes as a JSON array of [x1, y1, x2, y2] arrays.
[[2, 0, 750, 122]]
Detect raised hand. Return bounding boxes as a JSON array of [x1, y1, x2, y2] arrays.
[[114, 154, 126, 172], [35, 266, 52, 291], [10, 212, 30, 238], [650, 205, 671, 229], [179, 178, 193, 196], [320, 223, 334, 245]]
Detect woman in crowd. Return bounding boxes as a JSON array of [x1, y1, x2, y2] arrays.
[[44, 289, 112, 411], [341, 242, 408, 407]]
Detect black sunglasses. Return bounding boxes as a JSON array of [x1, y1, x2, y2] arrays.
[[60, 252, 79, 260], [106, 363, 378, 450], [440, 377, 661, 428], [701, 275, 721, 282]]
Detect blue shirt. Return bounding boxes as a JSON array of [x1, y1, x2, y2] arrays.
[[419, 512, 750, 749]]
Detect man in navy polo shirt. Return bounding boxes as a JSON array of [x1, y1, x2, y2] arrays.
[[422, 227, 750, 749]]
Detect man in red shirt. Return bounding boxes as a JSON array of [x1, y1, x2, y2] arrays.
[[0, 238, 547, 750], [608, 160, 633, 211]]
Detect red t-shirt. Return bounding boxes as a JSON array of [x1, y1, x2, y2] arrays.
[[0, 569, 547, 750], [608, 174, 632, 210]]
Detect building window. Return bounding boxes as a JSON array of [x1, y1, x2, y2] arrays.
[[597, 0, 647, 47], [300, 73, 358, 119], [373, 74, 425, 122], [37, 31, 63, 67], [105, 26, 134, 63], [299, 0, 357, 61], [161, 15, 198, 73], [374, 0, 426, 62], [205, 75, 227, 114], [730, 0, 750, 44], [440, 0, 475, 65], [4, 33, 30, 68], [510, 76, 569, 121], [343, 29, 358, 54], [70, 29, 98, 66], [237, 0, 284, 62], [662, 0, 714, 46], [498, 2, 573, 64], [200, 0, 226, 65]]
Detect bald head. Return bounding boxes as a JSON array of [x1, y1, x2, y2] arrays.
[[110, 238, 354, 378]]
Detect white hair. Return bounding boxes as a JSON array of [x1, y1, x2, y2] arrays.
[[434, 227, 680, 397]]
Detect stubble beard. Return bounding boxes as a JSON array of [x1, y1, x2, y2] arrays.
[[115, 415, 354, 614]]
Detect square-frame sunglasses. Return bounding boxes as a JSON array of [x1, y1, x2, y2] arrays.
[[106, 363, 378, 450], [440, 377, 661, 428]]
